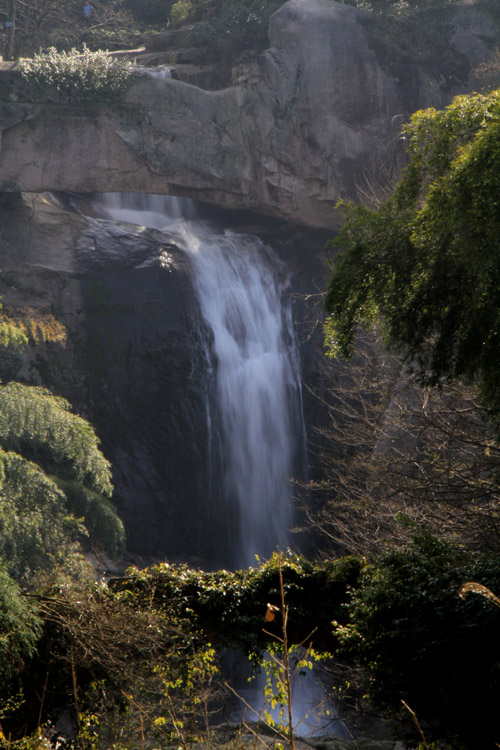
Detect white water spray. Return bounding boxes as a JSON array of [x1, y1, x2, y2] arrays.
[[85, 193, 346, 738], [136, 65, 173, 80], [93, 193, 304, 569]]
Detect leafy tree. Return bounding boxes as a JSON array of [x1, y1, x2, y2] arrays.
[[54, 477, 125, 559], [0, 382, 124, 574], [0, 450, 84, 582], [324, 89, 500, 431], [0, 382, 112, 494], [0, 561, 41, 684], [334, 532, 500, 748], [19, 45, 138, 102]]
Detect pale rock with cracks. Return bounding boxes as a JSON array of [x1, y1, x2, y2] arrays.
[[0, 0, 495, 228]]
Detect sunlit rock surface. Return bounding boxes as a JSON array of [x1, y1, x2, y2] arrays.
[[0, 0, 495, 228]]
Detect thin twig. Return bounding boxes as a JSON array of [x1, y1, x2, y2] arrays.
[[401, 699, 429, 750]]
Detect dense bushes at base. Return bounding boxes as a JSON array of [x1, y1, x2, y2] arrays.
[[2, 542, 500, 747], [110, 551, 362, 657], [0, 579, 216, 747], [335, 532, 500, 749]]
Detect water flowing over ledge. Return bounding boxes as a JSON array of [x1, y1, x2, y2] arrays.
[[92, 192, 306, 569]]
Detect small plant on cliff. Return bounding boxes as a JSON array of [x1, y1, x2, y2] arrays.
[[19, 45, 138, 102]]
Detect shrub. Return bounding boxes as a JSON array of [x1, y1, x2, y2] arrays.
[[111, 551, 362, 657], [0, 562, 41, 683], [0, 382, 113, 496], [0, 450, 84, 582], [55, 477, 126, 559], [197, 0, 282, 55], [19, 45, 138, 102], [335, 532, 500, 748], [124, 0, 175, 23], [0, 383, 124, 575], [170, 0, 210, 26]]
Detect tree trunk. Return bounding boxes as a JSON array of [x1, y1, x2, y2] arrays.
[[4, 0, 17, 60]]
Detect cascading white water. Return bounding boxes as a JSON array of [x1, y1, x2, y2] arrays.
[[136, 65, 173, 79], [85, 192, 345, 738], [93, 193, 304, 569]]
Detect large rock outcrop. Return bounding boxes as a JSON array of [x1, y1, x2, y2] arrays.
[[0, 0, 496, 228]]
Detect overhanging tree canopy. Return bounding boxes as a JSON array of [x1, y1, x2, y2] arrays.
[[325, 88, 500, 427]]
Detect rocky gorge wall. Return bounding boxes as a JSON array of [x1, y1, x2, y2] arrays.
[[0, 0, 497, 228], [0, 0, 498, 563]]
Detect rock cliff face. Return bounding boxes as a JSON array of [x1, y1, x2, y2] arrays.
[[0, 0, 496, 228], [0, 194, 219, 563], [0, 192, 327, 564]]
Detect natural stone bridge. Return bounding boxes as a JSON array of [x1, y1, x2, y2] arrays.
[[0, 0, 493, 228]]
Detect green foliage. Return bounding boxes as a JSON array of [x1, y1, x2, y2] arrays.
[[0, 320, 28, 351], [0, 450, 84, 582], [258, 645, 324, 732], [337, 0, 470, 17], [335, 532, 500, 747], [0, 382, 113, 496], [171, 0, 282, 57], [19, 45, 139, 102], [3, 580, 222, 749], [110, 551, 361, 657], [169, 0, 211, 26], [248, 557, 330, 748], [54, 477, 125, 559], [0, 562, 41, 684], [0, 304, 66, 352], [0, 382, 122, 572], [124, 0, 174, 23], [325, 88, 500, 429]]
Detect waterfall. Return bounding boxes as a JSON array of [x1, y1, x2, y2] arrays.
[[92, 193, 305, 569], [78, 192, 346, 739], [136, 65, 173, 79]]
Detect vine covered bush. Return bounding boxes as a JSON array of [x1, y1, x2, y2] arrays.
[[111, 551, 362, 656], [19, 45, 138, 102]]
